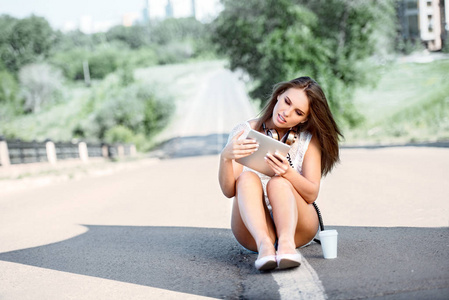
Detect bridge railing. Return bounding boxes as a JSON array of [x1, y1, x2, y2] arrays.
[[0, 136, 136, 167]]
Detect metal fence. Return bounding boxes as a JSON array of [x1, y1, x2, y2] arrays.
[[0, 137, 136, 166], [7, 140, 48, 164], [87, 143, 104, 158], [55, 142, 80, 160]]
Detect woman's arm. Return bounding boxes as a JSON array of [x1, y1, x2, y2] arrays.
[[265, 135, 322, 203], [218, 157, 241, 198], [218, 130, 258, 198]]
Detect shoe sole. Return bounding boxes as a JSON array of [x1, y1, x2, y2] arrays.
[[277, 258, 301, 269], [257, 260, 277, 271]]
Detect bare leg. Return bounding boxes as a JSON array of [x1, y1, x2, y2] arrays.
[[267, 176, 319, 255], [231, 171, 276, 259]]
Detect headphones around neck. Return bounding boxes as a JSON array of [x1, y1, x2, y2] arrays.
[[262, 123, 297, 145]]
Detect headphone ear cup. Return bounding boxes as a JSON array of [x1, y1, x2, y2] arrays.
[[267, 129, 280, 141], [285, 130, 296, 145]]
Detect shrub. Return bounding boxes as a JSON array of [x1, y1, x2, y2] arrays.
[[155, 42, 194, 65], [88, 47, 121, 79], [0, 70, 19, 105], [76, 82, 173, 141], [18, 63, 65, 113], [104, 125, 136, 143], [50, 48, 88, 80]]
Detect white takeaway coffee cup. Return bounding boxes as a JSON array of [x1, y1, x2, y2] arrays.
[[319, 230, 338, 259]]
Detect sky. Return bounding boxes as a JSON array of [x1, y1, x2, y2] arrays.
[[0, 0, 222, 32]]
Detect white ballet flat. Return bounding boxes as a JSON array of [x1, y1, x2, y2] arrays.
[[255, 255, 277, 271], [276, 253, 302, 269]]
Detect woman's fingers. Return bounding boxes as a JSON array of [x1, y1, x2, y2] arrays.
[[233, 143, 259, 158], [223, 131, 259, 160], [225, 134, 259, 159], [265, 153, 288, 175], [237, 140, 258, 149]]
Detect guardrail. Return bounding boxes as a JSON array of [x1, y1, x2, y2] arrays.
[[0, 136, 136, 167]]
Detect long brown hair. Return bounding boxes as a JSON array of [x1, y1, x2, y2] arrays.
[[255, 77, 343, 176]]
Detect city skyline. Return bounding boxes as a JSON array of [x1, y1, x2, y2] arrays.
[[0, 0, 222, 33]]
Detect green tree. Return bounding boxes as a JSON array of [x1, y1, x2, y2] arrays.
[[52, 29, 96, 52], [0, 15, 55, 74], [105, 25, 150, 49], [87, 47, 121, 79], [212, 0, 395, 127], [150, 17, 204, 45], [50, 48, 88, 80]]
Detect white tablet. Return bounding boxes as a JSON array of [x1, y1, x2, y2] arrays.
[[236, 129, 291, 177]]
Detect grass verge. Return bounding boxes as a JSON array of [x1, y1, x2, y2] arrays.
[[344, 58, 449, 145]]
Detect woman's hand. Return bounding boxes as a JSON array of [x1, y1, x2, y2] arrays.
[[221, 130, 259, 161], [265, 152, 291, 176]]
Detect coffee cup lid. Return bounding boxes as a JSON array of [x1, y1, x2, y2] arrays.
[[319, 230, 338, 237]]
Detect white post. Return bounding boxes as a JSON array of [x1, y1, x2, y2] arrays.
[[78, 142, 89, 163], [102, 145, 109, 158], [130, 144, 137, 157], [46, 141, 57, 164], [0, 140, 11, 167], [117, 145, 125, 158]]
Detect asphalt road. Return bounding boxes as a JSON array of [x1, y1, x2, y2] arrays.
[[1, 66, 448, 299], [0, 151, 448, 299]]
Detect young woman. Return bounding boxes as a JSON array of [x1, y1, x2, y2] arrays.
[[218, 76, 342, 271]]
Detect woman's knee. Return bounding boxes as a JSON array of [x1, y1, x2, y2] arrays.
[[236, 171, 261, 189], [266, 176, 292, 196]]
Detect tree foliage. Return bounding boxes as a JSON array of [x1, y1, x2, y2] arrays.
[[48, 17, 214, 81], [0, 15, 55, 74], [0, 13, 215, 146], [212, 0, 395, 127], [105, 25, 150, 49]]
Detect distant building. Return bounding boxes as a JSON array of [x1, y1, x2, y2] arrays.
[[166, 0, 174, 18], [398, 0, 448, 51], [191, 0, 197, 19], [144, 0, 221, 22], [123, 12, 140, 27], [142, 0, 149, 23]]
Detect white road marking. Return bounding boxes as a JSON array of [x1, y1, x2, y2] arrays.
[[273, 251, 327, 300]]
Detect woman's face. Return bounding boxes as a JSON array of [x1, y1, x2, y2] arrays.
[[272, 88, 309, 129]]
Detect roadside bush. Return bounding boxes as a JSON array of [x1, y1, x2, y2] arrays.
[[104, 125, 135, 143], [155, 42, 194, 65], [88, 47, 121, 79], [50, 48, 88, 80], [18, 63, 65, 113], [125, 47, 159, 68], [0, 70, 20, 109], [76, 81, 173, 142]]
